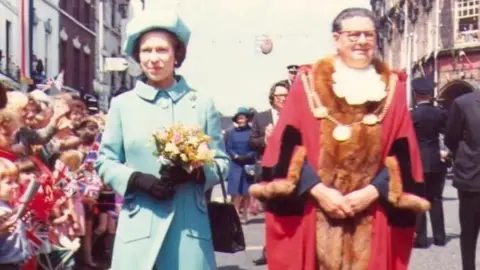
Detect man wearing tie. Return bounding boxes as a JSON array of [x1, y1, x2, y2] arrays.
[[249, 79, 290, 266], [410, 77, 447, 248]]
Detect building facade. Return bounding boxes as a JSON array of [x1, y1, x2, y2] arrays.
[[372, 0, 480, 109], [0, 0, 21, 89], [59, 0, 96, 95], [94, 0, 133, 112], [31, 0, 60, 84]]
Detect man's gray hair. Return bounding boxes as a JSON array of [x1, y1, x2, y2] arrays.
[[332, 8, 378, 33]]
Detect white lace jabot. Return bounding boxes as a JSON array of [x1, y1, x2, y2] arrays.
[[331, 59, 386, 105]]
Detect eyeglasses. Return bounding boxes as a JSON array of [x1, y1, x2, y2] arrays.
[[338, 30, 376, 42], [274, 94, 288, 98]]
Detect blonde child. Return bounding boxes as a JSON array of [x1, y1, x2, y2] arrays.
[[0, 157, 29, 270]]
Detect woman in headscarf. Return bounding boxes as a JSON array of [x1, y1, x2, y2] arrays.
[[95, 8, 229, 270], [226, 107, 256, 224]]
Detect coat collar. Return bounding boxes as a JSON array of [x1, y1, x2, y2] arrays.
[[135, 75, 190, 102], [416, 101, 432, 106]]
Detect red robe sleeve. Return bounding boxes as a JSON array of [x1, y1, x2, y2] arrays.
[[381, 75, 423, 183], [368, 74, 425, 270], [261, 65, 318, 270]]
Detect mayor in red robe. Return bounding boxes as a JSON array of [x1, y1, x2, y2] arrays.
[[249, 7, 430, 270]]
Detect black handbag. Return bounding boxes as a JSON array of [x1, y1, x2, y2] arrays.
[[207, 162, 246, 253]]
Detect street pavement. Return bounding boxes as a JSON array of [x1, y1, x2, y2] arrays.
[[214, 179, 479, 270]]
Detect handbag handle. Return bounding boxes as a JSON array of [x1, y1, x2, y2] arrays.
[[214, 161, 228, 203]]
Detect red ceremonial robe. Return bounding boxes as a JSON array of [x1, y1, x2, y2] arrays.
[[255, 58, 425, 270]]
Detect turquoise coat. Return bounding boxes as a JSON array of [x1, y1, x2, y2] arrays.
[[95, 76, 230, 270]]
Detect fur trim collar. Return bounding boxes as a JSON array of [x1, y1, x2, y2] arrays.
[[311, 56, 392, 117]]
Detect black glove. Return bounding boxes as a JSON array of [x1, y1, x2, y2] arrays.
[[160, 165, 206, 185], [127, 172, 175, 201], [234, 155, 253, 165]]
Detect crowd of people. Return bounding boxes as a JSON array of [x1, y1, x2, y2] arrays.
[[0, 82, 119, 269]]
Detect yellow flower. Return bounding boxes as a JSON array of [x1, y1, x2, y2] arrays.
[[187, 136, 199, 146], [196, 143, 216, 162], [165, 143, 179, 154]]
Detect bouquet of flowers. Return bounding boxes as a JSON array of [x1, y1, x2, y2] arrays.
[[152, 124, 216, 173]]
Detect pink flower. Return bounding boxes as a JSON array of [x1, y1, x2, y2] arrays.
[[172, 132, 182, 144]]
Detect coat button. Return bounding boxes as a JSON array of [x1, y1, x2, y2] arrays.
[[159, 99, 169, 109], [127, 203, 136, 211]]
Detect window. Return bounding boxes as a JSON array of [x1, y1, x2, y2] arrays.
[[74, 48, 81, 89], [110, 55, 116, 89], [5, 20, 11, 74], [60, 0, 67, 10], [111, 1, 116, 28], [73, 0, 80, 20], [455, 0, 480, 45], [59, 41, 67, 71], [427, 20, 433, 53], [121, 71, 126, 86], [84, 2, 91, 29], [45, 33, 50, 77], [84, 53, 90, 91]]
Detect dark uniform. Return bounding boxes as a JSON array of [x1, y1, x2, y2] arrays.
[[286, 65, 299, 88], [410, 77, 448, 247]]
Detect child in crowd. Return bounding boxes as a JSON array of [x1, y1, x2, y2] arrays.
[[0, 157, 29, 270]]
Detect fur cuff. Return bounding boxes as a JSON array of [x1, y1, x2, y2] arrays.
[[249, 146, 306, 199], [397, 193, 431, 213], [385, 156, 402, 204], [385, 156, 430, 212]]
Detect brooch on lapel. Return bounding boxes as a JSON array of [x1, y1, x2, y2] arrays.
[[189, 92, 197, 108], [159, 98, 169, 109]]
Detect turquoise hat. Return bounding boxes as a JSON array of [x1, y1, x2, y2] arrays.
[[232, 107, 250, 122], [123, 8, 191, 58]]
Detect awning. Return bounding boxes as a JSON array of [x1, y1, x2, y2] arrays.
[[0, 72, 20, 90]]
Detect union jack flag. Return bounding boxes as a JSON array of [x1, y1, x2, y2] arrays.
[[25, 223, 51, 255], [36, 70, 64, 93], [52, 159, 70, 185]]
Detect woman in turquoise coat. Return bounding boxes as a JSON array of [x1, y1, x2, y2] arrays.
[[95, 8, 229, 270]]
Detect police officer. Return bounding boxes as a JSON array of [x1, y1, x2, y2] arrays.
[[286, 64, 299, 87], [411, 77, 448, 248]]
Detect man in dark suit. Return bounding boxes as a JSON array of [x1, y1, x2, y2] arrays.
[[445, 90, 480, 270], [410, 77, 447, 248], [249, 80, 290, 156], [249, 79, 290, 266]]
